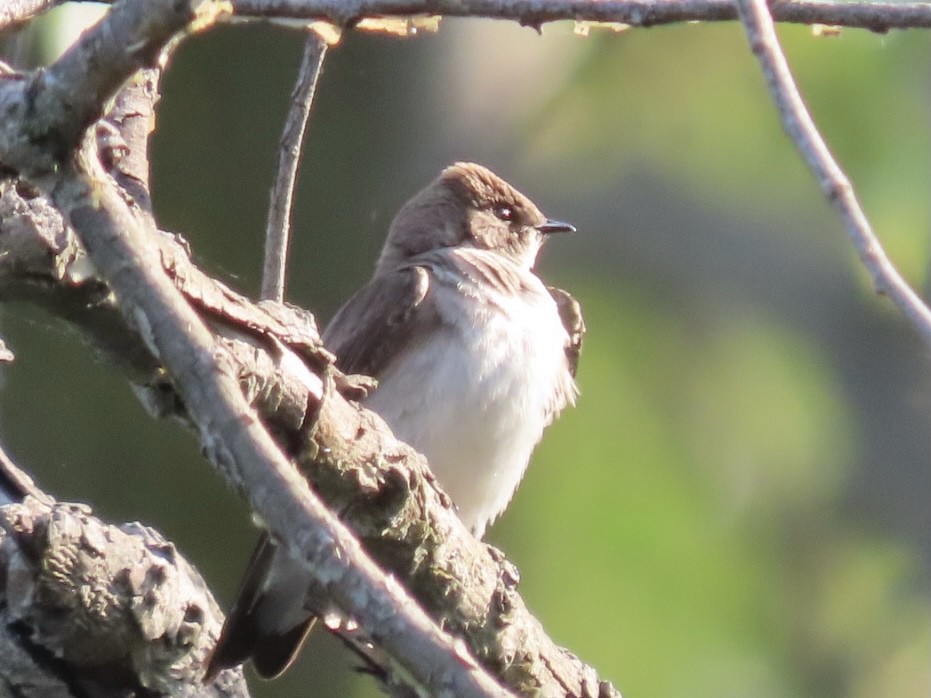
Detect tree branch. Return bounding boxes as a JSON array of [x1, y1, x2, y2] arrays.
[[100, 66, 160, 215], [0, 442, 251, 698], [8, 0, 931, 35], [735, 0, 931, 348], [231, 0, 931, 33], [262, 31, 328, 303], [0, 441, 48, 505], [0, 0, 205, 177]]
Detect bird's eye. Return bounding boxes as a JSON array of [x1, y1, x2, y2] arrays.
[[493, 204, 514, 223]]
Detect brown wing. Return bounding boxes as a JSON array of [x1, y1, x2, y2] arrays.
[[547, 286, 585, 378], [206, 267, 438, 683], [323, 265, 437, 377], [203, 534, 315, 682]]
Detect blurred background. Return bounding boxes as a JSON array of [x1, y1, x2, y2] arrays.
[[2, 5, 930, 697]]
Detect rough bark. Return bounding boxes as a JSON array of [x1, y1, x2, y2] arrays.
[[0, 446, 250, 698]]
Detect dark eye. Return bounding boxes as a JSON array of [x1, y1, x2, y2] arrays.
[[493, 204, 514, 223]]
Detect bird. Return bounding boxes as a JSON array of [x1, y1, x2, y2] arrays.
[[204, 162, 583, 682]]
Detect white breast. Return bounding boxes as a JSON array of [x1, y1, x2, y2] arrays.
[[363, 249, 577, 537]]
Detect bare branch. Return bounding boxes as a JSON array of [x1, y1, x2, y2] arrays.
[[262, 31, 328, 303], [0, 0, 214, 176], [16, 0, 914, 693], [0, 444, 250, 697], [232, 0, 931, 33], [5, 0, 931, 42], [735, 0, 931, 347], [101, 67, 161, 213], [0, 441, 48, 505]]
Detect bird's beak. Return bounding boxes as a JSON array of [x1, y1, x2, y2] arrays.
[[536, 219, 577, 235]]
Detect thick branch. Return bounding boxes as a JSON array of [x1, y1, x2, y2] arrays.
[[0, 444, 250, 698], [735, 0, 931, 347], [0, 0, 206, 177], [101, 67, 161, 213]]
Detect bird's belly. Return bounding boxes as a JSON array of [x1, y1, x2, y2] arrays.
[[363, 291, 574, 537]]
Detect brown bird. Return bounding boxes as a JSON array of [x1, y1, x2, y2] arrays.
[[205, 162, 583, 682]]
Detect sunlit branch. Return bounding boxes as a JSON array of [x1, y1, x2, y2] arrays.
[[736, 0, 931, 347], [262, 31, 329, 303]]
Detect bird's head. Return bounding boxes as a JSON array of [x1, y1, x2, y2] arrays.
[[377, 162, 574, 274]]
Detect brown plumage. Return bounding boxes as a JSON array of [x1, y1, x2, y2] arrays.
[[204, 163, 582, 682]]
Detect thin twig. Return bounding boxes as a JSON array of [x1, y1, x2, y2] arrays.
[[735, 0, 931, 347], [262, 32, 328, 302], [0, 440, 50, 505]]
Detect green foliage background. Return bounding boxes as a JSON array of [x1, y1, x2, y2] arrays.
[[2, 10, 930, 698]]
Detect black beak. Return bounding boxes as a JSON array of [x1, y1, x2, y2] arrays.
[[536, 219, 577, 235]]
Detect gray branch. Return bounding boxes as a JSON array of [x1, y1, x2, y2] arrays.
[[735, 0, 931, 348], [6, 0, 931, 38], [230, 0, 931, 32], [0, 443, 251, 698], [263, 31, 328, 303]]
